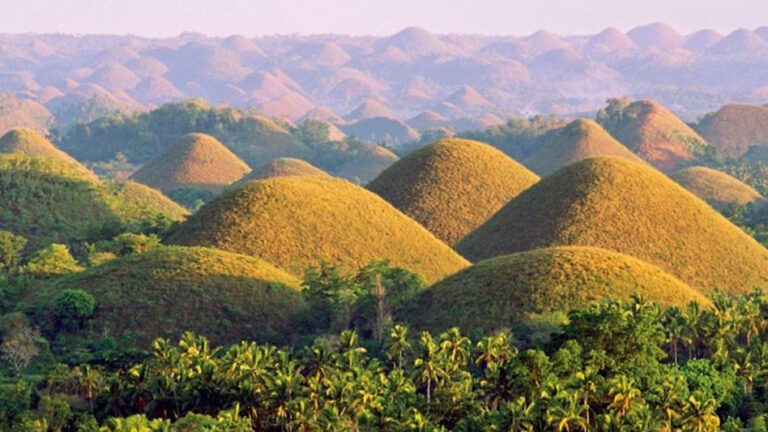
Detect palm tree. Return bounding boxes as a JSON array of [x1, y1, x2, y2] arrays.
[[546, 390, 588, 432], [438, 327, 471, 371], [607, 375, 641, 419], [413, 332, 449, 404], [681, 395, 719, 432], [654, 375, 684, 432], [387, 324, 411, 370]]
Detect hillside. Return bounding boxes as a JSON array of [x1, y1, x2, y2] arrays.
[[523, 118, 644, 176], [598, 99, 709, 171], [695, 104, 768, 157], [408, 246, 709, 333], [333, 145, 399, 183], [0, 127, 96, 179], [166, 176, 469, 283], [368, 138, 539, 245], [130, 132, 251, 194], [36, 246, 304, 346], [105, 180, 190, 223], [456, 157, 768, 293], [670, 166, 765, 209], [241, 157, 330, 181]]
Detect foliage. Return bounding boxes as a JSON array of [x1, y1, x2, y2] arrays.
[[459, 114, 564, 161], [53, 289, 96, 331], [457, 157, 768, 294], [410, 246, 710, 334], [22, 244, 84, 277], [167, 176, 469, 283], [367, 138, 539, 245], [0, 312, 41, 374], [0, 230, 27, 272]]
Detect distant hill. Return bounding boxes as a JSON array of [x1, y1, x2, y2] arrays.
[[598, 99, 709, 171], [341, 117, 420, 147], [408, 246, 709, 333], [670, 166, 765, 209], [695, 104, 768, 157], [333, 145, 399, 183], [0, 128, 93, 175], [457, 157, 768, 294], [130, 132, 251, 195], [627, 22, 685, 49], [167, 176, 469, 283], [36, 246, 303, 346], [0, 93, 52, 135], [523, 118, 644, 176], [240, 158, 330, 182], [106, 180, 189, 223], [368, 138, 539, 245]]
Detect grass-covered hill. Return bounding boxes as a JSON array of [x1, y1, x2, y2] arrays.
[[0, 154, 187, 249], [597, 99, 709, 171], [166, 176, 470, 283], [456, 157, 768, 294], [34, 246, 304, 346], [56, 99, 398, 182], [523, 118, 644, 176], [670, 166, 766, 210], [242, 157, 330, 181], [367, 138, 539, 245], [695, 104, 768, 157], [130, 132, 251, 194], [408, 246, 710, 333], [0, 127, 96, 179]]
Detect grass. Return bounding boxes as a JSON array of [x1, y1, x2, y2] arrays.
[[166, 176, 469, 283], [408, 246, 710, 333], [130, 132, 251, 194], [34, 246, 304, 347], [696, 104, 768, 157], [523, 118, 644, 176], [240, 157, 329, 182], [601, 100, 709, 172], [368, 138, 539, 245], [0, 128, 97, 179], [456, 156, 768, 294], [670, 166, 765, 210], [0, 154, 189, 249], [333, 145, 399, 184]]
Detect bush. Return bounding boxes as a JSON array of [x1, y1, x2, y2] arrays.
[[22, 244, 83, 277], [109, 233, 161, 256], [0, 231, 27, 272], [53, 289, 95, 331]]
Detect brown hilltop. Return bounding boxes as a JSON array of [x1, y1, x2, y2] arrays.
[[523, 118, 644, 176], [456, 156, 768, 294], [166, 176, 469, 283], [130, 132, 251, 194], [696, 104, 768, 157], [368, 138, 539, 245], [240, 157, 330, 182]]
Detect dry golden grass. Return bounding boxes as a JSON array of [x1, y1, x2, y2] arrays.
[[368, 138, 540, 245], [696, 104, 768, 157], [456, 156, 768, 294], [130, 132, 251, 194], [167, 176, 469, 283], [0, 127, 97, 179], [241, 157, 330, 182], [38, 246, 304, 346], [409, 246, 710, 333], [603, 100, 709, 172], [670, 166, 765, 210], [523, 118, 644, 176]]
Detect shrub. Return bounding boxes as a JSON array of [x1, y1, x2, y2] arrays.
[[53, 289, 95, 331], [109, 233, 161, 255], [22, 244, 83, 277], [0, 231, 26, 272]]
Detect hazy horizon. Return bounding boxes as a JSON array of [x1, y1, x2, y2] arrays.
[[2, 0, 767, 37]]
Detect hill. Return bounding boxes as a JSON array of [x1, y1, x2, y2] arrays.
[[626, 22, 684, 49], [0, 128, 96, 179], [166, 176, 469, 283], [106, 180, 190, 223], [36, 246, 303, 346], [240, 157, 330, 181], [130, 133, 251, 194], [408, 246, 710, 333], [333, 145, 399, 183], [368, 138, 539, 245], [456, 157, 768, 294], [523, 118, 644, 176], [598, 99, 709, 171], [695, 104, 768, 157], [670, 166, 765, 209]]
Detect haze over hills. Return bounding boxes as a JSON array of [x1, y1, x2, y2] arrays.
[[2, 23, 768, 135]]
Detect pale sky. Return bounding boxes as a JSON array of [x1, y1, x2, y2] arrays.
[[0, 0, 765, 37]]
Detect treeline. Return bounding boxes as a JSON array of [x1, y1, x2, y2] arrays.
[[6, 293, 768, 430]]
